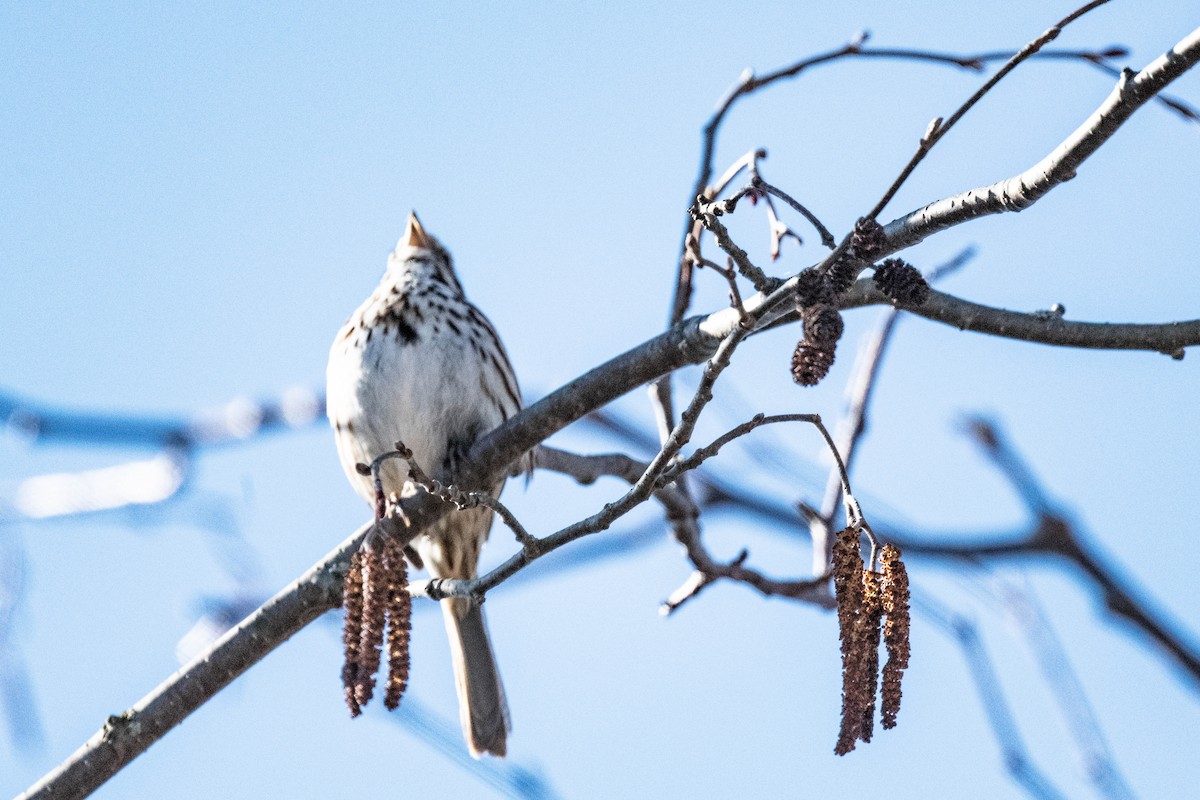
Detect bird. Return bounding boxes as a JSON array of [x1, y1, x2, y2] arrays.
[[326, 211, 528, 757]]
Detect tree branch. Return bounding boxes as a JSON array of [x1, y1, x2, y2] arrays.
[[807, 250, 975, 574], [841, 281, 1200, 356], [867, 0, 1113, 220], [986, 576, 1135, 799], [17, 521, 379, 800], [580, 399, 1200, 696], [880, 26, 1200, 253], [916, 595, 1070, 800], [670, 34, 1143, 326], [533, 445, 832, 615]]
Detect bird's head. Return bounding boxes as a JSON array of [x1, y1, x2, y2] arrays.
[[389, 211, 463, 295]]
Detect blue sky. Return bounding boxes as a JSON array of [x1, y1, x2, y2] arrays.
[[2, 2, 1198, 798]]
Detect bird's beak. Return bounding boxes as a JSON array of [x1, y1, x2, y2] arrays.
[[404, 211, 430, 249]]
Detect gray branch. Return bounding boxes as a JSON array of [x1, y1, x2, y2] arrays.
[[17, 523, 374, 800], [841, 281, 1200, 356], [881, 26, 1200, 252]]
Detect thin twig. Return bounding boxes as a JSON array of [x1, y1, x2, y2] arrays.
[[690, 254, 754, 329], [833, 279, 1200, 356], [537, 443, 832, 612], [689, 199, 777, 293], [652, 407, 855, 614], [661, 413, 816, 482], [660, 550, 749, 615], [657, 147, 766, 467], [879, 25, 1200, 255], [538, 433, 837, 615]]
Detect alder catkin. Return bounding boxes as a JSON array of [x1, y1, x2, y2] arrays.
[[850, 217, 887, 262], [881, 544, 911, 729], [354, 546, 387, 708], [383, 538, 413, 711], [833, 526, 866, 755], [341, 549, 366, 718], [857, 571, 884, 744]]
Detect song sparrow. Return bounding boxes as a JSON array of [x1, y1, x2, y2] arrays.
[[326, 212, 528, 757]]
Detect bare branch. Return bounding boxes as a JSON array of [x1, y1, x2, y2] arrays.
[[1074, 56, 1200, 125], [657, 409, 854, 613], [17, 519, 385, 800], [690, 255, 753, 329], [661, 413, 815, 482], [867, 0, 1113, 220], [689, 199, 777, 293], [986, 576, 1135, 799], [578, 397, 1200, 695], [881, 25, 1200, 253], [689, 27, 1200, 359], [470, 325, 753, 595], [660, 567, 720, 615], [369, 443, 542, 554], [534, 445, 646, 485], [841, 280, 1200, 356], [0, 387, 324, 450], [669, 34, 1139, 326], [535, 444, 832, 614]]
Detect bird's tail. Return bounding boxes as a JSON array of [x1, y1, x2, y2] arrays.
[[441, 597, 510, 757]]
